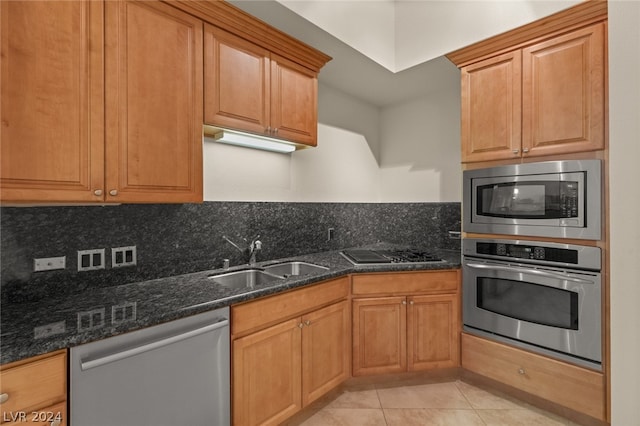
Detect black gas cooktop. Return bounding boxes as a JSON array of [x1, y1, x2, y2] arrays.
[[341, 249, 444, 265]]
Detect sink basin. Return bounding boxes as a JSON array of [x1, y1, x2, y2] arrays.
[[208, 269, 282, 289], [263, 261, 329, 277]]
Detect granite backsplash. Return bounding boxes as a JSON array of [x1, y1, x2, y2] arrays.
[[1, 202, 460, 302]]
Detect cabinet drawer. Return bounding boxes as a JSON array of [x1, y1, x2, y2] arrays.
[[232, 276, 350, 336], [461, 333, 605, 420], [4, 401, 66, 426], [1, 351, 67, 421], [352, 270, 458, 296]]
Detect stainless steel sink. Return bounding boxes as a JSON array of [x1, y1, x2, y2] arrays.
[[263, 261, 328, 277], [208, 269, 282, 289]]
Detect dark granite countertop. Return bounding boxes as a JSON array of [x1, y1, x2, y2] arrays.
[[0, 246, 460, 365]]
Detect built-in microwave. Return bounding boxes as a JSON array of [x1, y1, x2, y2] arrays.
[[463, 160, 602, 240]]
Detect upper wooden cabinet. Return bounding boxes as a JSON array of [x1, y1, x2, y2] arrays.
[[461, 51, 522, 162], [105, 0, 203, 203], [204, 25, 318, 146], [521, 24, 605, 158], [0, 0, 203, 203], [0, 0, 105, 203], [450, 0, 608, 164]]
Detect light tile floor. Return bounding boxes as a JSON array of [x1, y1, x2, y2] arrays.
[[285, 379, 582, 426]]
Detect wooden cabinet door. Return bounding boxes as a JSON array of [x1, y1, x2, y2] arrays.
[[302, 300, 350, 406], [233, 318, 302, 426], [352, 297, 407, 376], [204, 25, 270, 136], [270, 54, 318, 146], [522, 23, 605, 157], [0, 1, 104, 203], [461, 51, 522, 163], [105, 0, 203, 203], [407, 294, 460, 371]]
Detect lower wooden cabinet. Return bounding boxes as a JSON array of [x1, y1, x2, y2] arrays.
[[231, 278, 350, 426], [0, 350, 67, 426], [462, 333, 605, 421], [352, 271, 460, 376]]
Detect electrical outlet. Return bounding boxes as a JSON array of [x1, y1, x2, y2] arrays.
[[327, 227, 335, 241], [112, 246, 137, 268], [77, 308, 105, 331], [33, 256, 66, 272], [77, 249, 105, 272], [112, 302, 137, 324], [33, 321, 66, 339]]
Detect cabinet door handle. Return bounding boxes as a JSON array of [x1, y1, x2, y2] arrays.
[[409, 300, 414, 305], [518, 368, 526, 375], [298, 322, 304, 328], [304, 320, 311, 326], [512, 149, 520, 155], [0, 393, 8, 404], [266, 126, 271, 135], [109, 189, 118, 196], [523, 148, 530, 153], [402, 300, 407, 305], [93, 189, 103, 196], [274, 128, 278, 135]]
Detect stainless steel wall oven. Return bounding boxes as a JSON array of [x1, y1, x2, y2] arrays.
[[463, 160, 602, 240], [462, 238, 602, 371]]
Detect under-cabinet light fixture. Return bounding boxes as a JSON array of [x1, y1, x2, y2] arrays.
[[204, 126, 298, 154]]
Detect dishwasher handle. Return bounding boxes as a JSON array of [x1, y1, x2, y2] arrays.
[[80, 318, 229, 371]]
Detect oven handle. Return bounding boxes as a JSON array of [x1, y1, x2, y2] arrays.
[[464, 262, 595, 284]]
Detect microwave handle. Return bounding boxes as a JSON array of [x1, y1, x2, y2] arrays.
[[464, 262, 595, 284]]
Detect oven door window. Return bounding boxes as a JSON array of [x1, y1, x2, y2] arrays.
[[477, 278, 578, 330], [477, 181, 579, 219]]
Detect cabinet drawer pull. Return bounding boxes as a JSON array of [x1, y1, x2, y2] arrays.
[[523, 148, 530, 153], [518, 368, 526, 375], [93, 189, 103, 196], [0, 393, 8, 404], [274, 128, 278, 135], [512, 149, 520, 155], [109, 189, 118, 196], [304, 320, 311, 326]]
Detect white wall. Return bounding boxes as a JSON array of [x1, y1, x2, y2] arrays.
[[379, 90, 461, 202], [608, 0, 640, 424], [204, 83, 461, 203]]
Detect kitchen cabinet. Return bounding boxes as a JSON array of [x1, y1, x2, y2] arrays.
[[351, 270, 460, 376], [462, 333, 605, 421], [0, 350, 67, 426], [104, 0, 203, 203], [460, 22, 605, 163], [232, 277, 350, 426], [0, 0, 104, 203], [0, 0, 203, 203], [204, 25, 318, 146]]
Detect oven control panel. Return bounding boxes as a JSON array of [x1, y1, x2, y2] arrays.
[[476, 242, 578, 264]]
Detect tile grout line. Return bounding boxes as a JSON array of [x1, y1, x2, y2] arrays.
[[455, 380, 490, 426]]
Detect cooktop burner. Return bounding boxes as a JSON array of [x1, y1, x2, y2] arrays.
[[341, 249, 444, 265]]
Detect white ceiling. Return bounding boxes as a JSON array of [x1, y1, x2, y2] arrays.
[[229, 0, 581, 107]]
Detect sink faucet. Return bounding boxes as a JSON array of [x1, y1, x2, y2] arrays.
[[223, 234, 262, 265]]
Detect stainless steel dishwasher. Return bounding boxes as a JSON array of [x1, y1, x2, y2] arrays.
[[70, 307, 230, 426]]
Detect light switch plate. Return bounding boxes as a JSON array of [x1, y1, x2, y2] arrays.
[[34, 256, 66, 272]]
